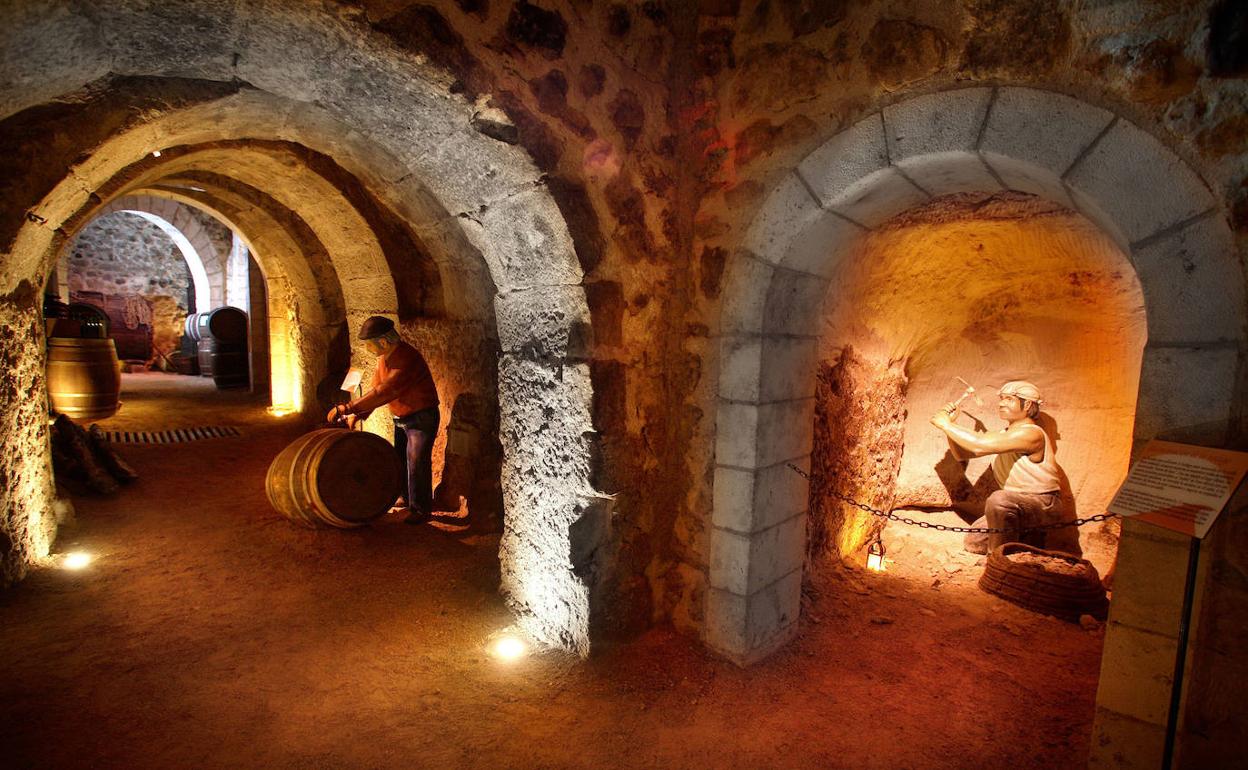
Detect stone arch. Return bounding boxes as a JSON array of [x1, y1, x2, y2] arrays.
[[0, 4, 600, 655], [710, 86, 1247, 663], [58, 194, 228, 311]]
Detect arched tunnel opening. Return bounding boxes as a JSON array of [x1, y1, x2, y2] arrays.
[[2, 3, 1247, 769], [808, 191, 1145, 583]]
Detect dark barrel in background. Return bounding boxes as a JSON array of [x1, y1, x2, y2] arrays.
[[265, 428, 403, 529], [186, 306, 249, 388]]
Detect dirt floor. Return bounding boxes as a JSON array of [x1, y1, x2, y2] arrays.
[[0, 373, 1108, 769]]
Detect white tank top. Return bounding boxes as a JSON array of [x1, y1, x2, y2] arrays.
[[992, 423, 1061, 493]]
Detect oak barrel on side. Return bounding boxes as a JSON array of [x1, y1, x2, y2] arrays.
[[266, 428, 403, 529], [46, 337, 122, 421], [191, 306, 248, 345]]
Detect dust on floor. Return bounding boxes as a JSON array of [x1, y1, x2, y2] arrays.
[[0, 373, 1105, 769]]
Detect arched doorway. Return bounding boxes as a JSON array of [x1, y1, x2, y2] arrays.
[[0, 3, 602, 655], [709, 86, 1245, 729]]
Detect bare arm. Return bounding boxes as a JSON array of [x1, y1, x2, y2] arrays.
[[931, 413, 1042, 458]]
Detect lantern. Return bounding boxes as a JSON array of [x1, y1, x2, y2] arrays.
[[866, 535, 887, 572]]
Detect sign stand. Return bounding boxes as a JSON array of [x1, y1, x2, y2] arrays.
[[1108, 440, 1248, 770]]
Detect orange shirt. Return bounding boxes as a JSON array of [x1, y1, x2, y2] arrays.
[[350, 341, 438, 418]]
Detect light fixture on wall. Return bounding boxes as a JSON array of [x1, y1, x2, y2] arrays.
[[866, 535, 887, 573]]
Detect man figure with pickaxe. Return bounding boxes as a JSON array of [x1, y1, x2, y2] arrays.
[[930, 381, 1081, 556]]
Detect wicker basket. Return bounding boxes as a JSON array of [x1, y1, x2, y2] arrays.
[[978, 542, 1108, 621]]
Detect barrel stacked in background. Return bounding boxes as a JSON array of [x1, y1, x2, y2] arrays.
[[185, 306, 249, 389]]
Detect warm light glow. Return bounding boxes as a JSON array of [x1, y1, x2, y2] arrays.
[[867, 537, 887, 573], [267, 312, 304, 416], [62, 552, 92, 570], [491, 635, 528, 662], [267, 404, 296, 417]]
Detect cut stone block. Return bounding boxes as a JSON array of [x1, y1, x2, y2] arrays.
[[709, 514, 805, 595], [1135, 345, 1238, 444], [741, 172, 825, 267], [718, 252, 775, 335], [797, 112, 889, 209], [1131, 214, 1246, 345], [1095, 621, 1178, 725], [778, 210, 865, 279], [828, 166, 929, 229], [763, 269, 829, 336], [759, 337, 820, 402], [980, 153, 1075, 208], [713, 458, 809, 533], [718, 335, 762, 402], [981, 87, 1115, 177], [1107, 524, 1192, 636], [883, 88, 993, 162], [745, 567, 802, 652], [715, 400, 762, 469], [895, 151, 1002, 196], [1065, 118, 1216, 245], [466, 188, 584, 293], [1088, 706, 1167, 770], [1066, 181, 1131, 251], [755, 398, 816, 468], [715, 397, 815, 470]]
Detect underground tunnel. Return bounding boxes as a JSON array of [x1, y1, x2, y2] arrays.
[[1, 2, 1247, 769]]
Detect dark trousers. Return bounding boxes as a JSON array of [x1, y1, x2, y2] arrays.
[[964, 489, 1082, 556], [393, 406, 439, 514]]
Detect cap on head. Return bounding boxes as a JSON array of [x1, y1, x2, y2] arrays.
[[999, 380, 1044, 405], [358, 315, 395, 340]]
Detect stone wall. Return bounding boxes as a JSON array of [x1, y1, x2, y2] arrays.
[[66, 211, 192, 360], [68, 211, 192, 306], [0, 0, 1244, 709]]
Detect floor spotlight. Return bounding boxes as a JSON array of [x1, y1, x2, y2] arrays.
[[491, 634, 528, 662], [62, 552, 92, 570]]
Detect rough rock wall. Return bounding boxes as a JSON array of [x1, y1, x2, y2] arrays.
[[349, 0, 1248, 637], [808, 349, 908, 561], [0, 283, 58, 586], [814, 194, 1146, 553], [0, 0, 1244, 647]]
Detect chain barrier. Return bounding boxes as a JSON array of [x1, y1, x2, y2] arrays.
[[785, 463, 1118, 534]]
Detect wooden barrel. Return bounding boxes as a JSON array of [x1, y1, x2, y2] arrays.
[[46, 337, 122, 421], [266, 428, 403, 529], [184, 314, 202, 342], [187, 306, 248, 345], [196, 336, 216, 377], [196, 337, 249, 388]]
